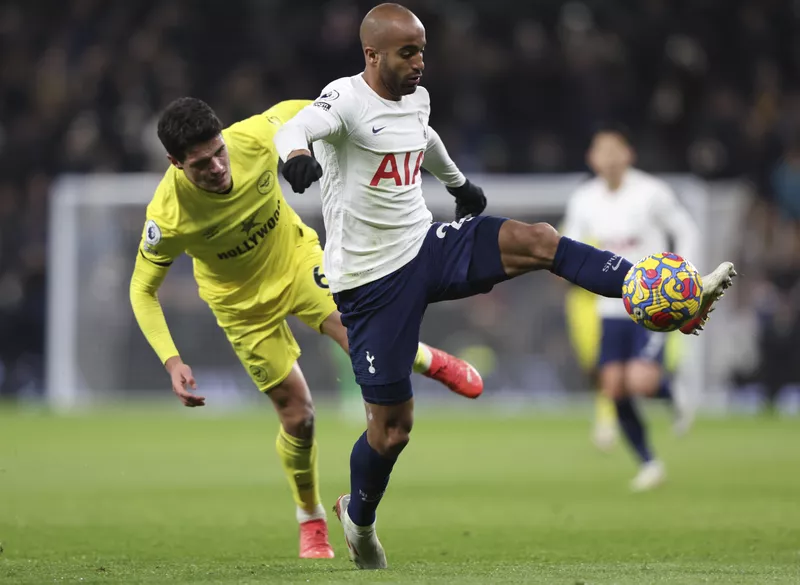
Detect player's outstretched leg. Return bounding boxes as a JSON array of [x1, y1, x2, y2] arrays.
[[497, 221, 736, 329], [269, 364, 335, 559], [334, 389, 412, 570], [321, 312, 483, 398]]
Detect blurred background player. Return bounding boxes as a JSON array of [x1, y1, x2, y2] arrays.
[[129, 96, 483, 559], [275, 3, 735, 568], [561, 124, 701, 490]]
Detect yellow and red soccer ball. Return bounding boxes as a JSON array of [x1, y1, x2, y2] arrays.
[[622, 252, 703, 332]]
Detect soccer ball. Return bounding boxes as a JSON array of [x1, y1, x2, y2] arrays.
[[622, 252, 703, 332]]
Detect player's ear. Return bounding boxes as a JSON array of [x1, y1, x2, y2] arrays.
[[364, 46, 379, 65], [167, 154, 183, 170]]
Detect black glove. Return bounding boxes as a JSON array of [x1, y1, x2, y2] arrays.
[[281, 154, 323, 194], [447, 179, 487, 221]]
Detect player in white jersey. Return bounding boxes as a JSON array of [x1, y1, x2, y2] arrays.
[[274, 3, 736, 569], [563, 125, 700, 490]]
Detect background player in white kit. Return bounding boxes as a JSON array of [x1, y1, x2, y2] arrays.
[[274, 3, 735, 569], [562, 125, 701, 491]]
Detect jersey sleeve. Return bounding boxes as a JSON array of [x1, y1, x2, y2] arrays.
[[263, 100, 313, 126], [561, 189, 588, 241], [234, 100, 315, 147], [130, 252, 180, 364], [138, 213, 184, 267], [273, 80, 362, 161], [651, 183, 700, 264], [130, 211, 185, 364], [422, 126, 466, 188]]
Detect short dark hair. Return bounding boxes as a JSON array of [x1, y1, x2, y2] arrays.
[[592, 121, 634, 148], [157, 97, 223, 161]]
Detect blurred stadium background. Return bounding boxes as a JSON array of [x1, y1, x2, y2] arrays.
[[2, 0, 799, 412], [3, 1, 800, 583]]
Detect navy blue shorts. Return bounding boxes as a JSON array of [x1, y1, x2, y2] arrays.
[[334, 216, 509, 405], [597, 318, 666, 367]]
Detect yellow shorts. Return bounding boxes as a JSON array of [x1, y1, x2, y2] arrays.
[[218, 224, 337, 392]]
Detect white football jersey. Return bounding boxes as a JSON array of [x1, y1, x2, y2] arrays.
[[562, 168, 700, 318], [274, 74, 464, 292]]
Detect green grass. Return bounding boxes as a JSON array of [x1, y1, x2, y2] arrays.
[[1, 406, 799, 584]]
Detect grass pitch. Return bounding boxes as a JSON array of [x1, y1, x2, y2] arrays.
[[1, 405, 799, 584]]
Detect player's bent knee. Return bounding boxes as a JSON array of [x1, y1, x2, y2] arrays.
[[269, 385, 316, 439], [280, 403, 316, 439], [364, 398, 414, 458], [525, 222, 560, 264], [626, 378, 660, 397], [501, 221, 560, 274], [625, 364, 662, 397], [375, 424, 411, 459]]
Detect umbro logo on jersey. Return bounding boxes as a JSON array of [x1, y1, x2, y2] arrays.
[[203, 225, 221, 240], [372, 126, 386, 134]]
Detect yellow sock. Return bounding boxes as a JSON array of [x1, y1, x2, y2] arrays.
[[276, 426, 322, 520], [412, 343, 432, 374], [595, 392, 616, 426]]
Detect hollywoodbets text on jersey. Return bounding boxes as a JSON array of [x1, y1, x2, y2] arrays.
[[216, 200, 281, 260]]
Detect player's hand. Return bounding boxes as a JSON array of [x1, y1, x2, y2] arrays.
[[447, 179, 487, 221], [282, 152, 323, 194], [165, 357, 205, 407]]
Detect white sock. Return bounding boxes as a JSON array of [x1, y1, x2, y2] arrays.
[[345, 508, 377, 534], [297, 503, 326, 524]]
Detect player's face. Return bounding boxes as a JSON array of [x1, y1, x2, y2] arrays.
[[170, 135, 232, 193], [587, 132, 633, 180], [378, 27, 426, 97]]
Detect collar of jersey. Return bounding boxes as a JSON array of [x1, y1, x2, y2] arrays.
[[357, 73, 402, 106], [176, 166, 235, 196]]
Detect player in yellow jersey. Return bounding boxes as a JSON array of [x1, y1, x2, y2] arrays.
[[129, 97, 483, 559]]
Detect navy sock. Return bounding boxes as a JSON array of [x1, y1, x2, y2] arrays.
[[614, 397, 653, 464], [347, 431, 398, 526], [551, 237, 632, 298]]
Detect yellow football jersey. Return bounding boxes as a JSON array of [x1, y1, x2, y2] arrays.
[[139, 101, 311, 313]]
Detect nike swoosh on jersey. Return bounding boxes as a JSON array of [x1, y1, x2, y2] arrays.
[[372, 126, 386, 134]]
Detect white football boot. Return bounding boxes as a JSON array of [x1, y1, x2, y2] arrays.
[[631, 460, 666, 492], [333, 494, 388, 570], [680, 262, 737, 335]]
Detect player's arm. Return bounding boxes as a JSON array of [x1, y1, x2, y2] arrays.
[[273, 85, 358, 193], [654, 185, 700, 265], [424, 126, 486, 220], [262, 100, 313, 126], [245, 100, 314, 149], [129, 220, 205, 407]]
